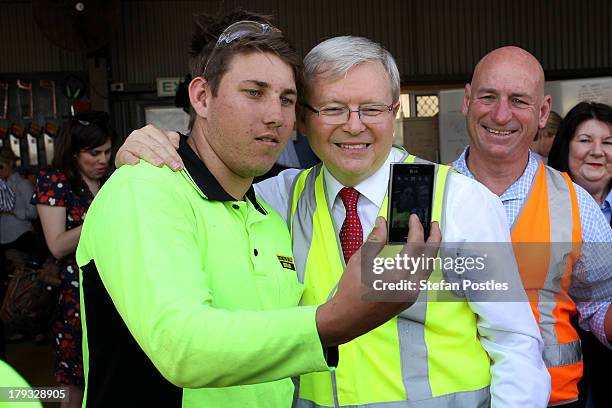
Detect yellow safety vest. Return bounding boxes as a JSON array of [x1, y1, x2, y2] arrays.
[[288, 148, 491, 407]]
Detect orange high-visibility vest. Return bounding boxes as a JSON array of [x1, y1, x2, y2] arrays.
[[511, 161, 583, 406]]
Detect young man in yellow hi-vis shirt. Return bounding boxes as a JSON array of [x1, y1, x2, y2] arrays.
[[76, 11, 440, 408]]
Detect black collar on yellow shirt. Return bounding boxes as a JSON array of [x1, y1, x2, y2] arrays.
[[178, 133, 267, 215]]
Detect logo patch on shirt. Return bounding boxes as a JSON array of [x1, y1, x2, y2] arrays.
[[277, 255, 296, 271]]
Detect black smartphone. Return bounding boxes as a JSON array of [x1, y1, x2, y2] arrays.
[[387, 163, 435, 244]]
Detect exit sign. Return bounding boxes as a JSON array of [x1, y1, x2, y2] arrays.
[[156, 77, 181, 97]]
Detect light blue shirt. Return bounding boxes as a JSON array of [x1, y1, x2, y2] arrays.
[[0, 173, 37, 244], [601, 188, 612, 225], [453, 147, 612, 347], [0, 177, 15, 212]]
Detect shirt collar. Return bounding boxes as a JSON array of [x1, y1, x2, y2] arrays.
[[178, 134, 266, 215], [451, 146, 473, 179], [452, 146, 538, 202], [602, 188, 612, 211], [323, 147, 406, 210]]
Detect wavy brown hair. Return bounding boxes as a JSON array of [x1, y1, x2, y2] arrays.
[[52, 111, 117, 192]]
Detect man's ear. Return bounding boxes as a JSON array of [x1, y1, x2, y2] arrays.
[[188, 77, 211, 119], [393, 101, 401, 116], [538, 95, 552, 129], [461, 84, 471, 116]]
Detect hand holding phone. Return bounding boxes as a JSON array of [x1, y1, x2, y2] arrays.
[[387, 163, 435, 243]]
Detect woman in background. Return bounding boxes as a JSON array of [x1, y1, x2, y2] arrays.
[[549, 102, 611, 224], [0, 146, 40, 253], [32, 112, 116, 408], [0, 146, 45, 358], [548, 101, 612, 408]]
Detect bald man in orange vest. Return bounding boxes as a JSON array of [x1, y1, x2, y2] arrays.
[[452, 46, 612, 407]]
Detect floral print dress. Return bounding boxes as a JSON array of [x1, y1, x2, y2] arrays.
[[31, 168, 93, 386]]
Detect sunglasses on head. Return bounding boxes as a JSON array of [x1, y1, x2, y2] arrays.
[[67, 111, 110, 127], [215, 20, 277, 46], [203, 20, 281, 77]]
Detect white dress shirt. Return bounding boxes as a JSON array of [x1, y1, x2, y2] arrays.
[[255, 148, 551, 408]]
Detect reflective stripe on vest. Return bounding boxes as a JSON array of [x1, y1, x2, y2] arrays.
[[289, 149, 491, 407], [294, 386, 491, 408], [511, 162, 583, 405]]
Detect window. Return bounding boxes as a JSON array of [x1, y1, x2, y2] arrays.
[[415, 94, 439, 117]]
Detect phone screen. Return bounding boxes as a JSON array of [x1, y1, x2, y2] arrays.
[[387, 163, 435, 243]]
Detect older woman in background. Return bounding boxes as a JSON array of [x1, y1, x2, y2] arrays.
[[549, 102, 612, 225], [31, 112, 116, 408], [0, 145, 49, 356], [0, 146, 40, 253], [548, 101, 611, 408]]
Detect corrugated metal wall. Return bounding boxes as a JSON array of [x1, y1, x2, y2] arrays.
[[0, 1, 84, 73], [109, 0, 612, 85], [2, 0, 611, 84], [405, 0, 612, 81]]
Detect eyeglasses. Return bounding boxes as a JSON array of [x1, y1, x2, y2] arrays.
[[203, 20, 281, 77], [301, 102, 397, 125]]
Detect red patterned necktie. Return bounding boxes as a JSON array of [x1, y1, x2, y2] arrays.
[[338, 187, 363, 264]]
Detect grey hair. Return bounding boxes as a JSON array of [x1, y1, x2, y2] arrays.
[[302, 36, 401, 102]]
